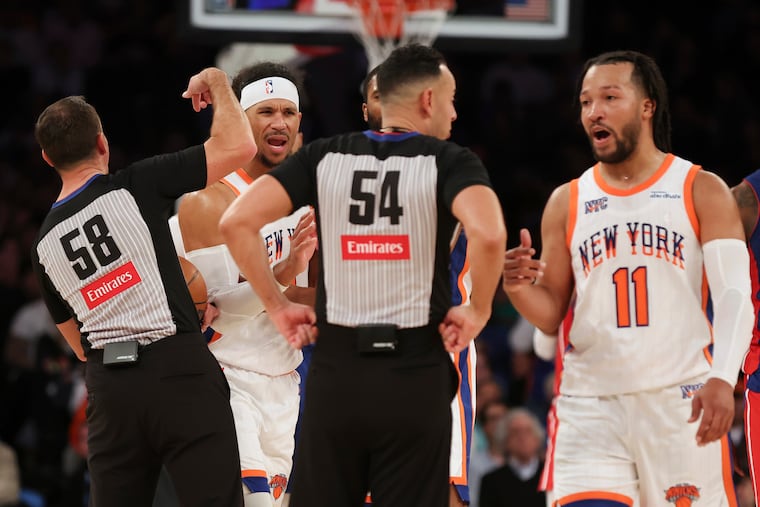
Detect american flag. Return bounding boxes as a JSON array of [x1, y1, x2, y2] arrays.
[[504, 0, 550, 21]]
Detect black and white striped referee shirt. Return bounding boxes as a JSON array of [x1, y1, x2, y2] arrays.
[[32, 146, 208, 352], [270, 130, 492, 329]]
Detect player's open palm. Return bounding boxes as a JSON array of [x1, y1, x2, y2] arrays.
[[288, 208, 318, 274], [269, 300, 318, 350], [689, 378, 734, 446]]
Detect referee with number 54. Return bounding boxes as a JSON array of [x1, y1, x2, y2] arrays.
[[30, 68, 256, 507], [220, 44, 507, 507]]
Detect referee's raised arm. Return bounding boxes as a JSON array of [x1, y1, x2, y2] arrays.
[[182, 67, 257, 185]]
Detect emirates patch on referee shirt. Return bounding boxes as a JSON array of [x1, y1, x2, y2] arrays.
[[81, 261, 142, 309], [341, 235, 410, 260]]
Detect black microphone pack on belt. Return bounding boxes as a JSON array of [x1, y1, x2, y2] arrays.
[[103, 340, 139, 366], [356, 324, 399, 354]]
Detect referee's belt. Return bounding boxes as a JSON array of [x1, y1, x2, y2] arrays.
[[317, 322, 439, 356]]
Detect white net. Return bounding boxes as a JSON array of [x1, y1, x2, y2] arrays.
[[349, 0, 454, 69]]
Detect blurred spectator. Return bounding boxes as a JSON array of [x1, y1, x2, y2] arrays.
[[468, 400, 509, 507], [0, 440, 20, 506], [479, 408, 546, 507]]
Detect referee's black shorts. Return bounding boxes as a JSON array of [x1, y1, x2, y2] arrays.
[[289, 322, 458, 507], [85, 332, 243, 507]]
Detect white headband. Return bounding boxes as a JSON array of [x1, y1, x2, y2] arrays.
[[240, 76, 300, 111]]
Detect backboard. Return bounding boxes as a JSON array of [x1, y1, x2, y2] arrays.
[[180, 0, 582, 52]]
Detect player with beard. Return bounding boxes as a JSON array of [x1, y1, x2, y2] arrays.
[[503, 50, 751, 506], [361, 64, 382, 131], [169, 62, 317, 507]]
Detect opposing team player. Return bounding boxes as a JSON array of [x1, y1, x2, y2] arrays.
[[170, 62, 317, 507], [730, 171, 760, 506], [503, 50, 752, 506]]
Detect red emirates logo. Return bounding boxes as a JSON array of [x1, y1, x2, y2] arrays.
[[341, 235, 410, 260], [81, 261, 142, 309]]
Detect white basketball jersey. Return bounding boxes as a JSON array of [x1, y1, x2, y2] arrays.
[[171, 169, 309, 374], [563, 154, 712, 396]]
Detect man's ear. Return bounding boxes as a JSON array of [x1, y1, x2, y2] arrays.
[[41, 150, 55, 168], [419, 88, 434, 117], [642, 98, 655, 119], [96, 132, 108, 155]]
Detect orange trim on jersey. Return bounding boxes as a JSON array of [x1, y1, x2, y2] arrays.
[[449, 349, 468, 484], [701, 271, 713, 365], [683, 164, 701, 241], [219, 168, 251, 196], [207, 329, 223, 344], [457, 251, 471, 306], [558, 490, 633, 506], [241, 469, 268, 478], [592, 153, 675, 197], [721, 435, 739, 507], [566, 179, 579, 249], [457, 349, 475, 485]]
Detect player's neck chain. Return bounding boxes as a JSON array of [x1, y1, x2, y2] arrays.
[[379, 126, 413, 133]]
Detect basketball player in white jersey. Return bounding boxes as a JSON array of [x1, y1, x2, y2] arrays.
[[503, 50, 753, 506], [361, 66, 477, 507], [169, 62, 317, 507]]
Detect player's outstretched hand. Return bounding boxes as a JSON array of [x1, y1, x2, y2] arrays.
[[502, 228, 545, 293], [689, 377, 735, 446], [439, 305, 489, 354], [269, 301, 318, 350]]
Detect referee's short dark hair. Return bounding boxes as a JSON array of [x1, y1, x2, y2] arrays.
[[376, 44, 446, 100], [35, 96, 102, 171]]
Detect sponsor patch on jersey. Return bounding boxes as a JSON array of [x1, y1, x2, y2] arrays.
[[341, 235, 410, 260], [664, 483, 700, 505], [650, 190, 682, 199], [584, 197, 608, 214], [270, 474, 287, 499], [679, 383, 704, 399], [81, 261, 142, 309]]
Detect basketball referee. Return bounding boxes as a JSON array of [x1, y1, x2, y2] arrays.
[[31, 68, 256, 507], [220, 44, 506, 507]]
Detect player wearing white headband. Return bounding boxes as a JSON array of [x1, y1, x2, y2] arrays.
[[169, 62, 317, 507]]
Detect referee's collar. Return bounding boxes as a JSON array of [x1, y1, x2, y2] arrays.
[[363, 130, 420, 142], [53, 173, 103, 208]]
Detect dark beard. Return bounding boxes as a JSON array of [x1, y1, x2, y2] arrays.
[[367, 114, 382, 131], [590, 121, 640, 164], [259, 152, 282, 169]]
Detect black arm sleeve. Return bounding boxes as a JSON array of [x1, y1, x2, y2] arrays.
[[31, 247, 72, 324], [269, 140, 327, 209], [440, 145, 493, 210]]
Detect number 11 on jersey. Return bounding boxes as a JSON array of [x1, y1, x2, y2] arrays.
[[612, 266, 649, 328]]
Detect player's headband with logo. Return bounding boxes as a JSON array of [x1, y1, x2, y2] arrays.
[[240, 77, 300, 111]]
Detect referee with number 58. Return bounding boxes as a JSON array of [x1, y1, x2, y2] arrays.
[[30, 68, 256, 507], [220, 44, 506, 507]]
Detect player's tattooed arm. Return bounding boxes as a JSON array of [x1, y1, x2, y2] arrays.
[[730, 181, 757, 241]]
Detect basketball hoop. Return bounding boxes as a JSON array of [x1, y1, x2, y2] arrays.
[[347, 0, 455, 69]]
